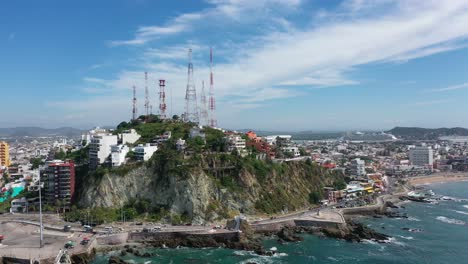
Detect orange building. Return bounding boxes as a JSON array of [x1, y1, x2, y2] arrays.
[[0, 141, 10, 167]]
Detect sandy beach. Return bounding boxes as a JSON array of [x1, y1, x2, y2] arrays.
[[408, 173, 468, 185]]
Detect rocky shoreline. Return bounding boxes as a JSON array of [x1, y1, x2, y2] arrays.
[[88, 195, 409, 264]]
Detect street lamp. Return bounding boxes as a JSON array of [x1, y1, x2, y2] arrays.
[[30, 178, 44, 248]]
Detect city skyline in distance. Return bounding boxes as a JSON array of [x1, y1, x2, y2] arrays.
[[2, 0, 468, 131]]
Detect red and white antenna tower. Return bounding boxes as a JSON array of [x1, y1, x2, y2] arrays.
[[159, 79, 167, 119], [200, 81, 208, 126], [144, 72, 150, 119], [208, 47, 217, 127], [132, 85, 137, 121], [184, 48, 199, 123]]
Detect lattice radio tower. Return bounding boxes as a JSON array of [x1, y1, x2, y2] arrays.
[[200, 81, 208, 126], [208, 47, 217, 127], [184, 48, 199, 123], [144, 72, 150, 120], [132, 85, 137, 121], [159, 79, 167, 119]]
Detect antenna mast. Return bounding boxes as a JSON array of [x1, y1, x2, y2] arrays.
[[144, 72, 149, 120], [200, 81, 208, 126], [208, 47, 217, 127], [159, 79, 167, 119], [132, 85, 137, 121], [184, 48, 199, 123]]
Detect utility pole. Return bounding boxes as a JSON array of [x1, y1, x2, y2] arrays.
[[38, 178, 43, 248]]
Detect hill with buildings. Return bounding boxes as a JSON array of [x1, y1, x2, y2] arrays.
[[73, 120, 345, 224], [387, 127, 468, 140], [0, 127, 83, 138]]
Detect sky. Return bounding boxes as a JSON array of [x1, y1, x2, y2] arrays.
[[2, 0, 468, 131]]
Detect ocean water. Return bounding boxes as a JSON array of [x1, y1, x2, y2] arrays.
[[92, 181, 468, 264]]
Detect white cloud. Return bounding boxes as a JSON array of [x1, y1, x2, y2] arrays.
[[53, 0, 468, 127], [432, 82, 468, 92]]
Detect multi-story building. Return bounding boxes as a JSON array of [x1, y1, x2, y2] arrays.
[[0, 141, 10, 167], [111, 145, 130, 167], [409, 146, 434, 167], [89, 134, 118, 169], [41, 160, 75, 209], [351, 158, 366, 177], [133, 144, 158, 161], [226, 135, 246, 152], [119, 129, 141, 145]]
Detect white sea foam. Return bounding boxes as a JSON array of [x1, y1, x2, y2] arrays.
[[463, 205, 468, 209], [327, 256, 338, 261], [454, 210, 468, 216], [436, 216, 466, 225], [386, 237, 406, 246], [233, 250, 248, 256], [398, 235, 414, 240], [407, 216, 421, 222]]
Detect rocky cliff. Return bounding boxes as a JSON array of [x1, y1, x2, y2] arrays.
[[77, 153, 343, 223]]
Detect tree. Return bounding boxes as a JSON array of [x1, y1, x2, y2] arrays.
[[30, 158, 45, 169], [54, 149, 67, 160], [333, 179, 347, 190], [309, 191, 323, 204], [172, 115, 180, 121]]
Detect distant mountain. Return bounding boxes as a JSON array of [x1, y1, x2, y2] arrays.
[[0, 127, 84, 138], [386, 127, 468, 140]]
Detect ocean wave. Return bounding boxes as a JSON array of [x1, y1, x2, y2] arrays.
[[389, 237, 406, 246], [327, 256, 339, 261], [398, 235, 414, 240], [463, 205, 468, 209], [407, 216, 421, 222], [454, 210, 468, 216], [436, 216, 466, 225]]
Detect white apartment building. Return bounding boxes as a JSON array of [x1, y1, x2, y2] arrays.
[[10, 197, 28, 213], [89, 134, 118, 169], [409, 146, 434, 167], [133, 144, 158, 161], [282, 146, 301, 157], [265, 135, 292, 145], [351, 158, 366, 177], [111, 145, 129, 167], [81, 127, 108, 146], [226, 135, 246, 152], [120, 129, 141, 145]]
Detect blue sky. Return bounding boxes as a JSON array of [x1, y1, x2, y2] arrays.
[[2, 0, 468, 131]]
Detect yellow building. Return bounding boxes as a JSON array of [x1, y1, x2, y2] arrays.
[[0, 141, 10, 167]]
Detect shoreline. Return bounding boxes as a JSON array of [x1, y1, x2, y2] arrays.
[[408, 173, 468, 186]]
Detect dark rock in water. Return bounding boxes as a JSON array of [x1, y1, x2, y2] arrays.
[[402, 227, 423, 233], [108, 256, 130, 264], [373, 215, 383, 218], [321, 222, 389, 243], [277, 226, 304, 242], [71, 250, 96, 264], [385, 201, 399, 209], [265, 251, 274, 256], [142, 252, 154, 257], [120, 250, 127, 256]]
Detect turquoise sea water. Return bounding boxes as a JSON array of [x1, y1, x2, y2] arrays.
[[0, 186, 24, 202], [92, 181, 468, 264]]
